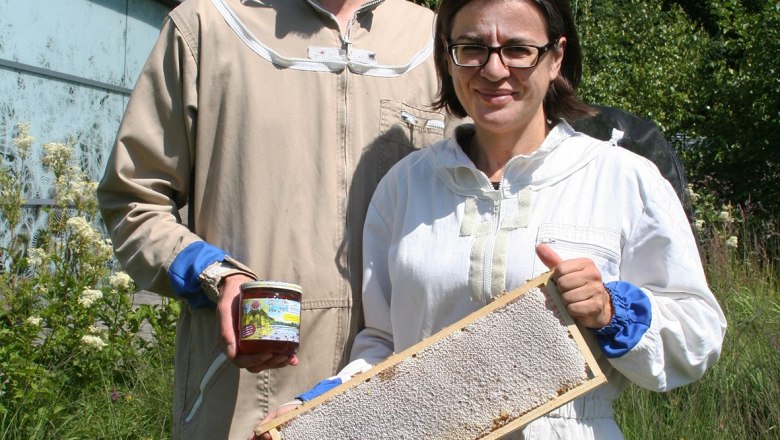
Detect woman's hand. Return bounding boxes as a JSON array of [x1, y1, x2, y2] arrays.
[[248, 401, 304, 440], [535, 243, 614, 329]]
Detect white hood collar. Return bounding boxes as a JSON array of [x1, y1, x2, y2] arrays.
[[429, 121, 612, 198]]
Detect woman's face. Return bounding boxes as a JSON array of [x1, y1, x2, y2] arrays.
[[447, 0, 565, 139]]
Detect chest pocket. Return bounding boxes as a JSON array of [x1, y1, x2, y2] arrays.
[[533, 223, 622, 281], [376, 99, 446, 180]]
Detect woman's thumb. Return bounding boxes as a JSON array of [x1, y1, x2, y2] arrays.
[[536, 243, 563, 269]]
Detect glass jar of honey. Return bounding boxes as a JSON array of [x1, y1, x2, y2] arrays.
[[238, 280, 302, 355]]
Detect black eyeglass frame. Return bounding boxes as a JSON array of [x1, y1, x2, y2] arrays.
[[447, 40, 558, 68]]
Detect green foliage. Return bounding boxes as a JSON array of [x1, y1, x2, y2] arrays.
[[677, 0, 780, 224], [576, 0, 710, 136], [411, 0, 440, 9], [0, 124, 178, 438], [575, 0, 779, 225]]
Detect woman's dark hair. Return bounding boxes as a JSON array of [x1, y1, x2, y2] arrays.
[[432, 0, 594, 122]]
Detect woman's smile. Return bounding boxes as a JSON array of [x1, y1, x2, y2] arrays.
[[476, 88, 516, 104]]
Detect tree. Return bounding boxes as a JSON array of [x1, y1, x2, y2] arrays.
[[575, 0, 779, 223], [676, 0, 780, 222], [575, 0, 709, 136]]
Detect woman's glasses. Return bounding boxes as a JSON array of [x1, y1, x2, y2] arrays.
[[448, 41, 557, 68]]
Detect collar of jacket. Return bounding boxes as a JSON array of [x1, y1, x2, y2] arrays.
[[211, 0, 433, 76], [429, 121, 612, 199]]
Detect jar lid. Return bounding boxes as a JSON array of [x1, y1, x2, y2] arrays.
[[240, 280, 303, 294]]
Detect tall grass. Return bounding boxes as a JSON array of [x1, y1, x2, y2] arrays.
[[59, 343, 174, 439], [0, 309, 175, 440], [615, 224, 780, 439]]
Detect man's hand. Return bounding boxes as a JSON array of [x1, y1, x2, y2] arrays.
[[535, 243, 613, 329], [217, 274, 299, 373]]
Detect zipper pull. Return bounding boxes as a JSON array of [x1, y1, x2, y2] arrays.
[[400, 111, 418, 126]]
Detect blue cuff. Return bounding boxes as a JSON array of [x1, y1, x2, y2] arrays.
[[593, 281, 652, 358], [168, 241, 226, 308], [297, 378, 344, 402]]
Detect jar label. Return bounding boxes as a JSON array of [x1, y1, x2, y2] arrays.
[[240, 298, 301, 343]]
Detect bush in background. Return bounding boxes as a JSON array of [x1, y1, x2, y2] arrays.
[[0, 123, 178, 438], [575, 0, 780, 232]]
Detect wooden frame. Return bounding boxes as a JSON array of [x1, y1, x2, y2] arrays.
[[255, 271, 607, 439]]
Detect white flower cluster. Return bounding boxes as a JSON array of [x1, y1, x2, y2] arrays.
[[96, 239, 114, 262], [78, 289, 104, 307], [66, 217, 113, 261], [66, 216, 95, 238], [81, 334, 107, 351], [26, 247, 47, 268], [41, 141, 74, 172], [109, 272, 134, 291], [685, 183, 700, 204], [58, 174, 98, 207], [726, 236, 739, 249], [12, 122, 34, 159], [26, 316, 43, 326]]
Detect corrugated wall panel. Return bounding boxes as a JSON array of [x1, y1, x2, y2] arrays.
[[0, 0, 169, 248]]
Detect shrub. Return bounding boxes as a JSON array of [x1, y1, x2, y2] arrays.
[[0, 123, 178, 438]]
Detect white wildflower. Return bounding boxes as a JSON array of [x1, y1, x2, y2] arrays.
[[88, 325, 104, 334], [718, 211, 732, 222], [109, 272, 134, 291], [12, 123, 34, 159], [694, 219, 705, 230], [81, 334, 107, 351], [41, 141, 73, 171], [26, 316, 43, 326], [95, 239, 114, 261], [78, 289, 103, 307], [67, 216, 92, 235], [66, 216, 102, 244], [726, 236, 739, 249], [59, 175, 97, 206], [685, 184, 700, 204], [26, 247, 47, 267]]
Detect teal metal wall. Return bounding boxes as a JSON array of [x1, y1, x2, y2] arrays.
[[0, 0, 171, 240]]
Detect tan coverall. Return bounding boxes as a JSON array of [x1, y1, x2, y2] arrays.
[[97, 0, 447, 437]]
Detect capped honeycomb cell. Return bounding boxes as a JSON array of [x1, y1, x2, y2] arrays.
[[256, 271, 606, 440]]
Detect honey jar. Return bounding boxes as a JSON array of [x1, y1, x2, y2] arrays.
[[238, 280, 302, 355]]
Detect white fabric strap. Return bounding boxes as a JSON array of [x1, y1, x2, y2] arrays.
[[184, 352, 227, 423], [209, 0, 434, 77]]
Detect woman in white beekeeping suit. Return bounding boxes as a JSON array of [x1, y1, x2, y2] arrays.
[[259, 0, 726, 438]]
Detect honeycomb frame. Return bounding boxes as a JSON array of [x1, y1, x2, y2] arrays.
[[256, 271, 607, 439]]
